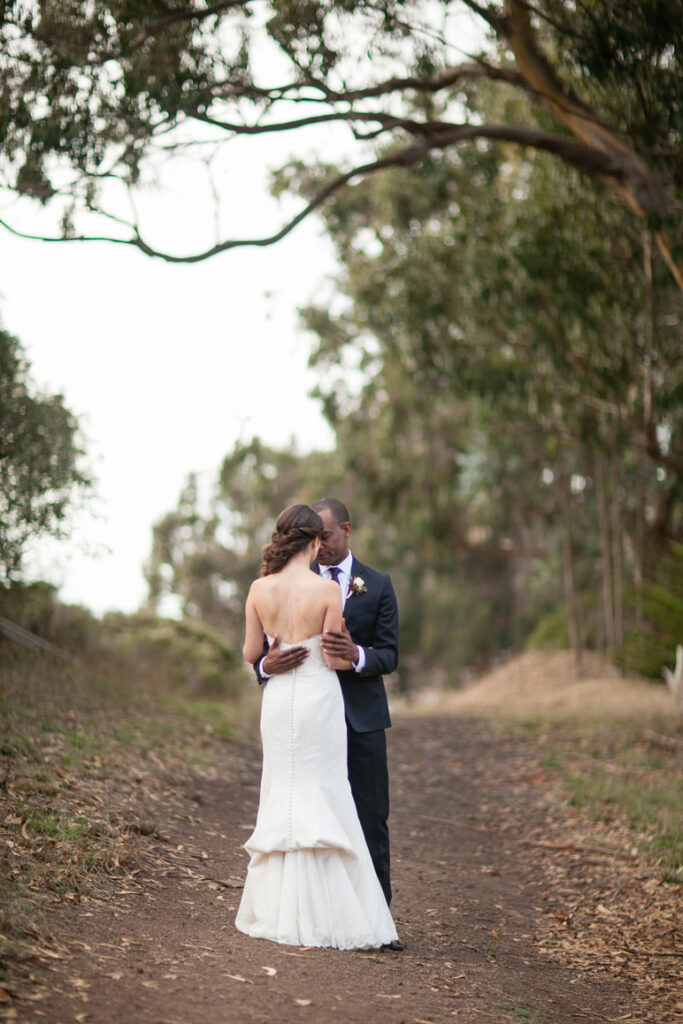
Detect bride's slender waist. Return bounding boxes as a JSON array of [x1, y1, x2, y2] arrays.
[[264, 663, 338, 685]]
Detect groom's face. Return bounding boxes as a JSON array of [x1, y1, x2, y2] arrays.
[[317, 509, 351, 566]]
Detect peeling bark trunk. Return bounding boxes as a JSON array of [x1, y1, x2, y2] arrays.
[[502, 0, 683, 293], [610, 436, 624, 652], [635, 458, 645, 632], [594, 449, 615, 652], [558, 464, 583, 675]]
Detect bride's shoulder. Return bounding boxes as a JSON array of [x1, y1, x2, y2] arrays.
[[315, 575, 343, 601], [247, 576, 270, 597], [308, 571, 334, 588]]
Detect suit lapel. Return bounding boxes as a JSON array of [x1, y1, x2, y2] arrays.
[[342, 556, 364, 628]]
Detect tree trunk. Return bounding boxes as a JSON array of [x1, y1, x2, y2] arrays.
[[594, 448, 615, 652], [558, 463, 583, 675], [635, 458, 645, 631], [502, 0, 683, 294], [610, 435, 624, 652]]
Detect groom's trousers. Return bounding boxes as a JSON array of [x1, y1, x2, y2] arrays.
[[346, 724, 391, 906]]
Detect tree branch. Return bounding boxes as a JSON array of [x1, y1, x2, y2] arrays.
[[459, 0, 507, 32], [502, 0, 671, 219], [0, 114, 644, 263], [187, 109, 406, 136], [498, 0, 681, 291], [0, 142, 429, 263], [308, 60, 527, 103], [188, 59, 529, 118]]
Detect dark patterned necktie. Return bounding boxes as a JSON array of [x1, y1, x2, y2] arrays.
[[328, 566, 342, 585]]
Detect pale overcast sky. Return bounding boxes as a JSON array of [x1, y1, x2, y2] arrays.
[[2, 6, 482, 616], [2, 135, 340, 615]]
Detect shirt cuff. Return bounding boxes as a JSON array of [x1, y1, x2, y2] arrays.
[[259, 656, 271, 680], [353, 645, 366, 673]]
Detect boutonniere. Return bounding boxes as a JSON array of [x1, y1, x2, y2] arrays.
[[348, 576, 367, 597]]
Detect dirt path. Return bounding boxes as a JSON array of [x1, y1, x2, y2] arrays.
[[4, 716, 662, 1023]]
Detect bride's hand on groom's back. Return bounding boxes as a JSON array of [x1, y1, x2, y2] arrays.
[[263, 635, 309, 675]]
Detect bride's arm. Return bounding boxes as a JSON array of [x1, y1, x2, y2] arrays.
[[243, 583, 266, 663], [322, 585, 349, 671]]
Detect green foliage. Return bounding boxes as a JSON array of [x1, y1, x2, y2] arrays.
[[101, 611, 243, 697], [566, 767, 682, 875], [620, 544, 683, 679], [0, 581, 245, 699], [0, 580, 99, 651], [525, 608, 570, 652], [542, 0, 683, 197], [146, 112, 682, 688], [130, 13, 683, 686], [0, 0, 680, 277], [0, 329, 91, 583]]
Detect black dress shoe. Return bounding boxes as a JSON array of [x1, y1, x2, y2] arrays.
[[382, 938, 405, 951]]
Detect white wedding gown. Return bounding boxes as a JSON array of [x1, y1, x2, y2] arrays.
[[235, 634, 398, 949]]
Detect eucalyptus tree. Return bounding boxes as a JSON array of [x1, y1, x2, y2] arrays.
[[0, 328, 91, 583], [1, 1, 681, 291], [291, 104, 682, 666]]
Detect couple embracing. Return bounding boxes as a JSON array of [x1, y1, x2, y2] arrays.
[[236, 497, 402, 950]]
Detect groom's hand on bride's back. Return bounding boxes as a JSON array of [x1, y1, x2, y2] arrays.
[[263, 635, 309, 675], [321, 619, 357, 671]]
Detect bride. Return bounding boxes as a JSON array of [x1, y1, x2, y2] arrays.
[[236, 504, 398, 949]]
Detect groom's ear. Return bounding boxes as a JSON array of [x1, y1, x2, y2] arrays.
[[341, 521, 351, 541]]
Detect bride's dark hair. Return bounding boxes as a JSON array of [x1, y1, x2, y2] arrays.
[[260, 504, 323, 576]]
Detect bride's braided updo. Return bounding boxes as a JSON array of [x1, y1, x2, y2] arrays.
[[260, 504, 323, 576]]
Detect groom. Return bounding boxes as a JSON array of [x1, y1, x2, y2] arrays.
[[255, 498, 400, 945]]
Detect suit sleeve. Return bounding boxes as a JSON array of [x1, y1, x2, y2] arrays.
[[357, 573, 399, 678], [252, 635, 269, 685]]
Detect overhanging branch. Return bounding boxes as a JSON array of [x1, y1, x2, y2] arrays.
[[0, 119, 629, 264], [0, 141, 429, 263]]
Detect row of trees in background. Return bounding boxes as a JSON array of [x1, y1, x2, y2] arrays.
[[1, 1, 681, 689], [147, 80, 682, 688]]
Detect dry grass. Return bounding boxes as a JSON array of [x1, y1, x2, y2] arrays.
[[397, 650, 681, 877], [419, 650, 674, 723]]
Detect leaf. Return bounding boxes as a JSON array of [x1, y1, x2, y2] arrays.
[[20, 821, 30, 841], [262, 966, 277, 976], [225, 974, 252, 984], [491, 929, 501, 940], [294, 998, 312, 1006]]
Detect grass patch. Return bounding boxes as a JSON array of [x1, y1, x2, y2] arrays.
[[501, 1002, 541, 1022], [0, 647, 257, 981], [566, 764, 682, 874], [517, 715, 682, 879], [21, 809, 90, 843]]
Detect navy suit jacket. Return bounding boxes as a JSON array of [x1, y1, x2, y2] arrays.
[[254, 556, 398, 734]]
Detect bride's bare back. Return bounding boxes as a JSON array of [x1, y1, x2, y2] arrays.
[[253, 571, 341, 644], [242, 558, 343, 669]]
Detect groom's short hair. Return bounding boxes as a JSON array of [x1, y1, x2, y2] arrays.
[[312, 497, 350, 525]]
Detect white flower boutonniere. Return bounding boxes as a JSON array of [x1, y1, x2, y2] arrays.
[[348, 576, 367, 597]]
